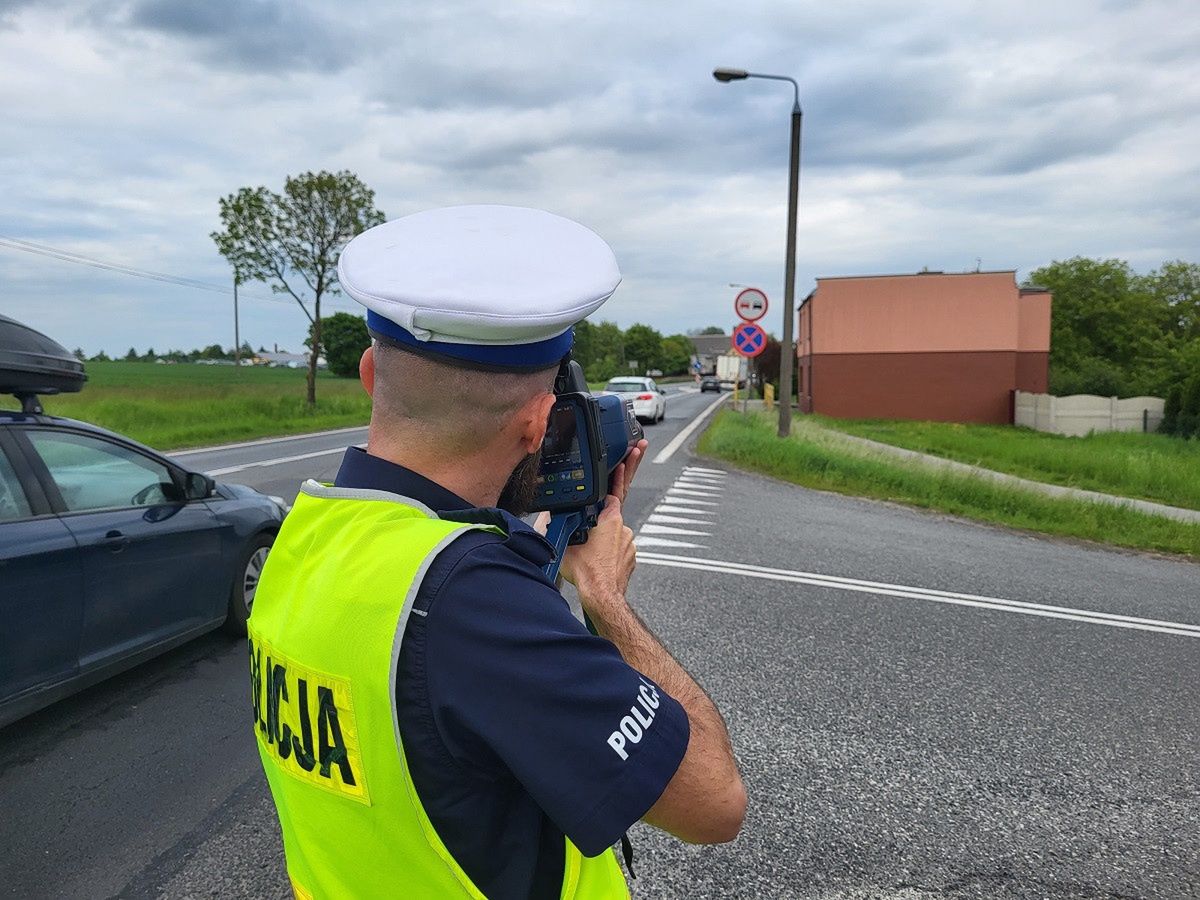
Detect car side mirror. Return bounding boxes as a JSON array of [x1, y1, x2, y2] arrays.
[[184, 471, 214, 500]]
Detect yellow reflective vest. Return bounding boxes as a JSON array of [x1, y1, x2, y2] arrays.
[[249, 481, 630, 900]]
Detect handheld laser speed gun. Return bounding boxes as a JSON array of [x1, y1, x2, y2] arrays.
[[532, 359, 643, 584]]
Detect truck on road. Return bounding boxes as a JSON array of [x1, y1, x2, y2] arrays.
[[716, 353, 746, 388]]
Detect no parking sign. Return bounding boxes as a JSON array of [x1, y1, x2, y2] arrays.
[[732, 323, 767, 357]]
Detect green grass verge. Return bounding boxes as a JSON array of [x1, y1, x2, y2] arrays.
[[818, 415, 1200, 511], [698, 410, 1200, 560], [20, 362, 371, 451]]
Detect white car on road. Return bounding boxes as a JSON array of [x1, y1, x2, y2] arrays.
[[603, 377, 667, 424]]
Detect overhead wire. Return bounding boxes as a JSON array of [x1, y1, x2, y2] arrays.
[[0, 235, 359, 311]]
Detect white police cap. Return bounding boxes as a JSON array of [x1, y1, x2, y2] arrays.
[[337, 205, 621, 370]]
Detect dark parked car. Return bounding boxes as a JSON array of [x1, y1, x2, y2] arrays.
[[700, 376, 722, 393], [0, 315, 286, 727]]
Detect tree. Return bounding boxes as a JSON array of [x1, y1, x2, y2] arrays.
[[623, 323, 664, 374], [141, 347, 157, 362], [310, 312, 370, 378], [212, 170, 385, 406], [72, 348, 86, 361], [123, 347, 139, 362], [199, 343, 228, 360], [660, 334, 694, 375], [1146, 260, 1200, 341], [688, 325, 725, 335], [1030, 257, 1174, 396], [90, 350, 110, 362]]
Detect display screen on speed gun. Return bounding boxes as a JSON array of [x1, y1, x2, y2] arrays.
[[543, 404, 580, 463]]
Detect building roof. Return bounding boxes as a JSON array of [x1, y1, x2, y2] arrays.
[[814, 269, 1017, 282], [800, 271, 1025, 310], [689, 334, 731, 356]]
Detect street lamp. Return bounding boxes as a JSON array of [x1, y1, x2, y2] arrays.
[[713, 67, 802, 438]]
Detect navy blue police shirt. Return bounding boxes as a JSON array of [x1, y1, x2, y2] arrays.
[[334, 448, 689, 900]]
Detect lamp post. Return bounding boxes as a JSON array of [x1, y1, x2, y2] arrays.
[[713, 67, 802, 438]]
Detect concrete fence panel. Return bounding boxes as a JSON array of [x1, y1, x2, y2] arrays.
[[1013, 391, 1164, 436]]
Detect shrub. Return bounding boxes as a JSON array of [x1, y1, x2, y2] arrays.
[[1161, 383, 1183, 435], [1178, 373, 1200, 439], [1050, 358, 1129, 397]]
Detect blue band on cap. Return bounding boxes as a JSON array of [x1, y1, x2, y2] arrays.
[[367, 310, 573, 370]]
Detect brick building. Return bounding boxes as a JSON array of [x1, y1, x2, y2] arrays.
[[796, 271, 1051, 424]]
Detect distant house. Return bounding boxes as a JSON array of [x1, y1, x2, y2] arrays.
[[688, 334, 731, 375], [255, 352, 326, 370], [797, 271, 1051, 424]]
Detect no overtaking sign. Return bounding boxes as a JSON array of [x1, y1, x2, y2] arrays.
[[734, 288, 768, 323]]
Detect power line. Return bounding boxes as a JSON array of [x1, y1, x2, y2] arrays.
[[0, 235, 358, 311]]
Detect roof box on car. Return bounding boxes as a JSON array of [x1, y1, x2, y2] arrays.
[[0, 314, 87, 413]]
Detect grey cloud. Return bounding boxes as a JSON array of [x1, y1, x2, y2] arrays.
[[120, 0, 356, 73]]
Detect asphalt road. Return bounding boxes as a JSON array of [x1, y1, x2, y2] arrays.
[[2, 386, 1198, 899]]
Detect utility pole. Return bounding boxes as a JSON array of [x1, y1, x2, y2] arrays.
[[779, 99, 801, 437], [233, 274, 241, 367], [713, 68, 804, 437]]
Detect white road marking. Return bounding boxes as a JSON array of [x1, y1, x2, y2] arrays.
[[649, 513, 714, 526], [673, 480, 723, 491], [636, 537, 707, 549], [652, 393, 728, 464], [637, 552, 1200, 639], [668, 486, 724, 498], [172, 425, 367, 457], [678, 473, 726, 484], [661, 495, 720, 507], [206, 445, 360, 477], [640, 523, 711, 536], [684, 466, 727, 476], [655, 504, 719, 516]]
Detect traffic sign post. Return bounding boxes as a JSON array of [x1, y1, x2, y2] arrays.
[[732, 322, 767, 415], [731, 289, 768, 414], [734, 288, 768, 323]]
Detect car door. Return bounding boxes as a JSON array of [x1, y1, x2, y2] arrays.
[[648, 379, 665, 418], [19, 428, 225, 670], [0, 432, 84, 708]]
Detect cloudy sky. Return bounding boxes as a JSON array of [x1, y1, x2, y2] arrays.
[[1, 0, 1197, 356]]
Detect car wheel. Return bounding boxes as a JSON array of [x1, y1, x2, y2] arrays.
[[223, 532, 274, 635]]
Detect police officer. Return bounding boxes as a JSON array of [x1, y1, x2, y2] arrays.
[[248, 205, 746, 899]]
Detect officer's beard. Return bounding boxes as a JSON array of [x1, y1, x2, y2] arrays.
[[497, 448, 542, 517]]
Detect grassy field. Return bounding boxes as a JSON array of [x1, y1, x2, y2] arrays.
[[25, 362, 371, 451], [699, 410, 1200, 560], [818, 416, 1200, 512]]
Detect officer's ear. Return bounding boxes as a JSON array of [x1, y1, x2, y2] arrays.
[[518, 391, 556, 455], [359, 345, 376, 397]]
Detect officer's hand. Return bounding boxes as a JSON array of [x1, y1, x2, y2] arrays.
[[611, 438, 649, 504], [560, 494, 636, 608]]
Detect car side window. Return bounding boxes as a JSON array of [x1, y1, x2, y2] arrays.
[[27, 431, 177, 512], [0, 447, 32, 521]]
